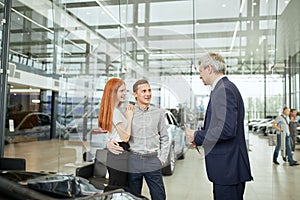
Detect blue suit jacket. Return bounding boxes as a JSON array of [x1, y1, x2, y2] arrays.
[[194, 77, 253, 185]]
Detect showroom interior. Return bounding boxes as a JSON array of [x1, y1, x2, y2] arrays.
[[0, 0, 299, 199]]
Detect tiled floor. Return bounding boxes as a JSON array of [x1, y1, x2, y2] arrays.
[[161, 133, 300, 200], [4, 132, 300, 200]]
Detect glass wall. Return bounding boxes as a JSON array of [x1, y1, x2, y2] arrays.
[[1, 0, 299, 196]]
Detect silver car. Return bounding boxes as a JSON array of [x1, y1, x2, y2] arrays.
[[162, 110, 188, 175]]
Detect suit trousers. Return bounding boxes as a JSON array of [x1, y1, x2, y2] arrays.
[[213, 182, 245, 200]]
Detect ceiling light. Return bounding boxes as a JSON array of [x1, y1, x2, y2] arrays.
[[219, 51, 232, 55], [230, 21, 239, 52], [253, 2, 257, 6], [239, 0, 246, 13], [149, 53, 175, 57], [10, 89, 40, 93], [32, 99, 41, 104], [222, 4, 226, 8]]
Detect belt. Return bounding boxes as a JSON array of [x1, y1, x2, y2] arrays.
[[131, 151, 158, 158]]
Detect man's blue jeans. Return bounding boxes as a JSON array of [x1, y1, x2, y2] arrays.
[[128, 154, 166, 200], [273, 133, 294, 163]]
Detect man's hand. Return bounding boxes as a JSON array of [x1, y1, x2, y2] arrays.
[[106, 140, 124, 155], [185, 126, 195, 145], [159, 158, 165, 167]]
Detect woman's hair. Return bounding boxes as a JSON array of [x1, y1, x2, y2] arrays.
[[98, 78, 125, 133]]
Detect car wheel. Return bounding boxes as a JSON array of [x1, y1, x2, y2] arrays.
[[162, 144, 175, 176]]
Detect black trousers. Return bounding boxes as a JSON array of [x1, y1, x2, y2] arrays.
[[213, 182, 246, 200], [105, 142, 130, 192]]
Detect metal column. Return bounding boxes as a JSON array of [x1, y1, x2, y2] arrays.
[[0, 0, 12, 157]]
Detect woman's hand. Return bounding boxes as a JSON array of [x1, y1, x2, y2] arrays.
[[126, 104, 134, 120]]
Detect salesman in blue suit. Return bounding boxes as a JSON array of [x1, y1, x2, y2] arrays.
[[186, 52, 253, 200]]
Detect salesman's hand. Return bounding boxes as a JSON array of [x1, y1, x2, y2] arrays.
[[185, 126, 195, 144], [106, 140, 124, 155]]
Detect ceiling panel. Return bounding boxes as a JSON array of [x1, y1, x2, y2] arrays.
[[5, 0, 297, 79]]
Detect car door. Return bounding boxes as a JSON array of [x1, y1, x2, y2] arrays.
[[165, 112, 183, 157]]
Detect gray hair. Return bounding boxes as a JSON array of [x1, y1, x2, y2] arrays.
[[198, 53, 226, 74]]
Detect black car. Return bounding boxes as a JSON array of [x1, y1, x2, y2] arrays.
[[0, 170, 146, 200], [5, 112, 66, 144]]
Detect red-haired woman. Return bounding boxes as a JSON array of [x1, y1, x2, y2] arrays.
[[98, 77, 133, 191]]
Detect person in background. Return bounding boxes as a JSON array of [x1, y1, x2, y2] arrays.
[[107, 79, 170, 200], [98, 77, 134, 191], [186, 52, 253, 200], [272, 107, 298, 166], [289, 108, 298, 152]]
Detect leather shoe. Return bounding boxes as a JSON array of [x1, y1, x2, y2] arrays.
[[273, 160, 280, 165], [283, 157, 287, 162], [289, 161, 299, 166]]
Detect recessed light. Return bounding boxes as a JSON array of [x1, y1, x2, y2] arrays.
[[32, 99, 40, 104], [222, 4, 226, 8]]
